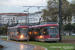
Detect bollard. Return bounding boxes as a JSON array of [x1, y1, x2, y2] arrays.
[[27, 36, 29, 44], [7, 36, 10, 41]]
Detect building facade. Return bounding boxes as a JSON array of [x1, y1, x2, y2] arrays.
[[0, 13, 27, 25], [71, 15, 75, 24], [0, 12, 75, 25]]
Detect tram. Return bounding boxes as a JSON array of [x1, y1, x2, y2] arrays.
[[29, 22, 59, 42], [7, 24, 29, 40]]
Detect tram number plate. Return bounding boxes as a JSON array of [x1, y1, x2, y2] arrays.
[[51, 35, 56, 37]]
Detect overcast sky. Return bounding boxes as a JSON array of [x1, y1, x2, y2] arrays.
[[0, 0, 73, 13]]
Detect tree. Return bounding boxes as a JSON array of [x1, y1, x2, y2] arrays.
[[0, 24, 8, 35], [70, 0, 75, 14], [41, 0, 73, 24], [72, 0, 75, 4], [63, 23, 74, 31], [41, 0, 58, 22]]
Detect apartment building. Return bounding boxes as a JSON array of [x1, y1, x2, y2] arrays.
[[0, 13, 27, 25], [0, 12, 74, 25]]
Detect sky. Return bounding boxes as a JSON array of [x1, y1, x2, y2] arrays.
[[0, 0, 73, 13]]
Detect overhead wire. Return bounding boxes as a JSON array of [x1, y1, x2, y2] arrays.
[[25, 0, 45, 11]]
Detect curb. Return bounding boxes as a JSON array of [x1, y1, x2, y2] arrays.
[[32, 46, 36, 50], [41, 46, 48, 50]]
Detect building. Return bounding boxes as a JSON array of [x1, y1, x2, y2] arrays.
[[0, 12, 42, 25], [16, 11, 43, 24], [28, 11, 43, 23], [0, 12, 75, 25], [0, 13, 27, 25], [71, 15, 75, 24]]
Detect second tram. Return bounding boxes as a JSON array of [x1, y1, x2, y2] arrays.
[[29, 22, 59, 42]]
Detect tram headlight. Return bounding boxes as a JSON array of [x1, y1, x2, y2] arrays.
[[40, 36, 43, 38], [20, 35, 24, 38]]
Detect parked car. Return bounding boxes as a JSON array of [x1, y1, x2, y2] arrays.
[[71, 33, 75, 36]]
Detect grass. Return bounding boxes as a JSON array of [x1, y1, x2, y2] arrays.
[[19, 41, 75, 50], [1, 37, 75, 50], [62, 36, 75, 38], [1, 37, 7, 39]]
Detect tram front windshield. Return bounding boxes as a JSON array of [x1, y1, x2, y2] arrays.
[[20, 28, 28, 36], [47, 26, 59, 35]]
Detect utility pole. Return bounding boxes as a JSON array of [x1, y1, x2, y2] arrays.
[[27, 8, 29, 44], [59, 0, 62, 42], [39, 18, 41, 24], [23, 8, 29, 44]]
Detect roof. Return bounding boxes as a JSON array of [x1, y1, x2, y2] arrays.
[[29, 22, 58, 28], [40, 22, 57, 25], [0, 13, 28, 16]]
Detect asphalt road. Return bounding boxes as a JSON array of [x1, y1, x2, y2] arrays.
[[0, 39, 35, 50]]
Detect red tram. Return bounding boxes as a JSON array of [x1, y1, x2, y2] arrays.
[[7, 24, 29, 40], [29, 22, 59, 42]]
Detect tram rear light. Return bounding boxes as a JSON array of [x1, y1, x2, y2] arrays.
[[20, 35, 24, 38], [57, 35, 59, 38], [49, 35, 51, 37]]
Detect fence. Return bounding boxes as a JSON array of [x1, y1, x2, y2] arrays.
[[62, 31, 75, 40]]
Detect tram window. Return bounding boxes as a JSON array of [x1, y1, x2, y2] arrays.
[[17, 30, 20, 35], [10, 32, 11, 34], [17, 32, 20, 35], [20, 28, 28, 36], [48, 26, 58, 35], [29, 28, 33, 35], [12, 32, 14, 34], [40, 27, 44, 35], [40, 27, 47, 35], [29, 32, 32, 35], [34, 28, 40, 36]]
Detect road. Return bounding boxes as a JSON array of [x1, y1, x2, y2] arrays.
[[0, 39, 35, 50]]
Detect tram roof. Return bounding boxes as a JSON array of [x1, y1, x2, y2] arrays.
[[29, 22, 58, 28], [40, 22, 57, 25]]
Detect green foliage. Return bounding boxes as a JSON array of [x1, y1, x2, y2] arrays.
[[73, 23, 75, 27], [0, 24, 8, 35], [70, 3, 75, 14], [19, 41, 75, 50], [63, 23, 74, 31], [62, 36, 75, 38], [41, 0, 58, 22], [41, 0, 74, 23]]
